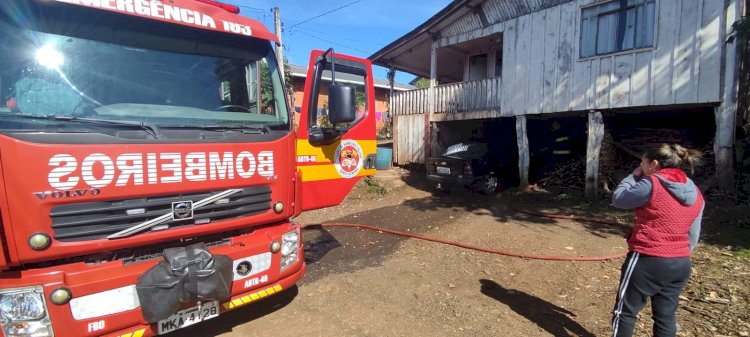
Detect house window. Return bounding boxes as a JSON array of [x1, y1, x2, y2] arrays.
[[580, 0, 656, 58], [468, 54, 488, 81]]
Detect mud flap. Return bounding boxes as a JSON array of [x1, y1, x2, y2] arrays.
[[135, 243, 233, 323]]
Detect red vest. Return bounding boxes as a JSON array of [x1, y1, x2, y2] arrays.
[[630, 173, 704, 257]]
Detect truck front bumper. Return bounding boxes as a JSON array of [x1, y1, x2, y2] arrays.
[[426, 173, 474, 189], [0, 222, 306, 337]]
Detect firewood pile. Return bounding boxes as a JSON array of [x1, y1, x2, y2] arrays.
[[536, 127, 716, 193], [616, 128, 691, 150], [537, 127, 628, 192], [537, 158, 587, 190], [607, 127, 715, 183]]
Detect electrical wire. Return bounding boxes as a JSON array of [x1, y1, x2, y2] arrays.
[[236, 5, 266, 12], [287, 0, 364, 29], [223, 2, 268, 25], [291, 26, 389, 47], [292, 30, 371, 54]]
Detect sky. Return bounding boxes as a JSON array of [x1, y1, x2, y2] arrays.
[[223, 0, 453, 85]]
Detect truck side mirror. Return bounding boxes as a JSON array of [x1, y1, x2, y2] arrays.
[[327, 84, 356, 124]]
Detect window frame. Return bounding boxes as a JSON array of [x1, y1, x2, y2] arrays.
[[307, 60, 370, 132], [578, 0, 657, 59]]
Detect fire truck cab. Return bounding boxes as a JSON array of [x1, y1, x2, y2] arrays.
[[0, 1, 377, 336]]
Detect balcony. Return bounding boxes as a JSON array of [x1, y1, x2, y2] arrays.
[[389, 77, 502, 121]]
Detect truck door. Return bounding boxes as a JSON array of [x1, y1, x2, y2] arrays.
[[295, 49, 377, 213]]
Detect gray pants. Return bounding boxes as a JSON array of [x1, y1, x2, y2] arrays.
[[611, 252, 691, 337]]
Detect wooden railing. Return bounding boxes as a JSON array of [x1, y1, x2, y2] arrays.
[[390, 87, 429, 115], [389, 77, 502, 116]]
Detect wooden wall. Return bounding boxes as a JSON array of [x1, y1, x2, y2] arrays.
[[393, 114, 425, 165], [496, 0, 724, 116], [441, 0, 571, 37]]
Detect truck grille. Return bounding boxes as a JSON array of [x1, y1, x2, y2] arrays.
[[50, 186, 272, 241]]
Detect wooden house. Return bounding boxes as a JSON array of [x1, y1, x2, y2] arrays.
[[370, 0, 745, 196]]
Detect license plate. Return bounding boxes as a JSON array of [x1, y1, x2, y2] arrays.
[[157, 301, 219, 335], [436, 166, 451, 174]]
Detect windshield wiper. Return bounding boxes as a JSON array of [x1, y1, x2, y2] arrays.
[[56, 116, 163, 139], [163, 124, 269, 134], [10, 114, 163, 139]]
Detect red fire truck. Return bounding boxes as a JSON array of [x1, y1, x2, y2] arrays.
[[0, 1, 377, 336]]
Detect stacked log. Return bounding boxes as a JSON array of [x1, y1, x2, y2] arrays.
[[537, 158, 586, 190], [537, 127, 713, 194]]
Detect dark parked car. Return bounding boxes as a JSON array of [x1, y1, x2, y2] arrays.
[[426, 142, 513, 194]]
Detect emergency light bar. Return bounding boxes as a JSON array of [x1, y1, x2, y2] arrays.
[[193, 0, 240, 14]]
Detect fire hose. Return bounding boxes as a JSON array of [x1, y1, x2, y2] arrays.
[[304, 206, 630, 262]]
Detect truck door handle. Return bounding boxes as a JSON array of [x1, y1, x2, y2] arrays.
[[364, 154, 377, 169]]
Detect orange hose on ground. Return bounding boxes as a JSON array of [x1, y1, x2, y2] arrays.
[[305, 211, 629, 261], [507, 205, 630, 228]]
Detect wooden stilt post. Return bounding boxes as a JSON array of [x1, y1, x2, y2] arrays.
[[387, 66, 396, 165], [715, 0, 741, 190], [586, 111, 604, 200], [425, 40, 438, 167], [516, 116, 529, 188]]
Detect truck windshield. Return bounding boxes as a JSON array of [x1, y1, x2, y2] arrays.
[[0, 12, 290, 138]]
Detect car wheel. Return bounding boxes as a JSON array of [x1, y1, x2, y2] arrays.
[[477, 175, 499, 194]]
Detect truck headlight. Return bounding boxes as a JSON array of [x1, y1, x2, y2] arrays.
[[280, 229, 300, 271], [0, 287, 53, 337]]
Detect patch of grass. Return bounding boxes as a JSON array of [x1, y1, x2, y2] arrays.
[[364, 176, 388, 196], [735, 248, 750, 259]]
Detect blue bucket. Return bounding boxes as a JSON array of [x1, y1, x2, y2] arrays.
[[376, 147, 392, 170]]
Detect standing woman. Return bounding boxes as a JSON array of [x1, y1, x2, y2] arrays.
[[610, 143, 705, 337]]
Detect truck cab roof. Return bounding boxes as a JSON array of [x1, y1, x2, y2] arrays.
[[49, 0, 280, 44]]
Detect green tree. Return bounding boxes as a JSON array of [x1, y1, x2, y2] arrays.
[[259, 61, 273, 113], [730, 16, 750, 44], [283, 57, 294, 101], [413, 77, 430, 89], [354, 85, 366, 111]]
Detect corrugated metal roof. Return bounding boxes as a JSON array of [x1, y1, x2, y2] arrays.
[[441, 10, 482, 36], [368, 0, 474, 64], [370, 0, 573, 74], [287, 64, 415, 91]]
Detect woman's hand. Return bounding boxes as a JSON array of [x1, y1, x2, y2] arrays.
[[632, 166, 643, 178]]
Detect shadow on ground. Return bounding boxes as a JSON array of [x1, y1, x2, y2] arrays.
[[479, 279, 596, 337], [700, 202, 750, 253], [301, 168, 631, 283], [400, 165, 749, 253], [301, 199, 468, 282], [399, 166, 631, 239]]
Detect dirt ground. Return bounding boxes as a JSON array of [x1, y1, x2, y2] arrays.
[[183, 167, 750, 337]]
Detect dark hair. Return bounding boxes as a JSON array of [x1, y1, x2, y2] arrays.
[[643, 143, 703, 174]]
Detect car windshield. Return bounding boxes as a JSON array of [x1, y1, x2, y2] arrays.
[[0, 8, 290, 138]]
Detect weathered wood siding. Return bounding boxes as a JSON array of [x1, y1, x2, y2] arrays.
[[390, 88, 429, 116], [497, 0, 723, 115], [390, 78, 502, 119], [393, 114, 425, 165], [442, 0, 572, 36]]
